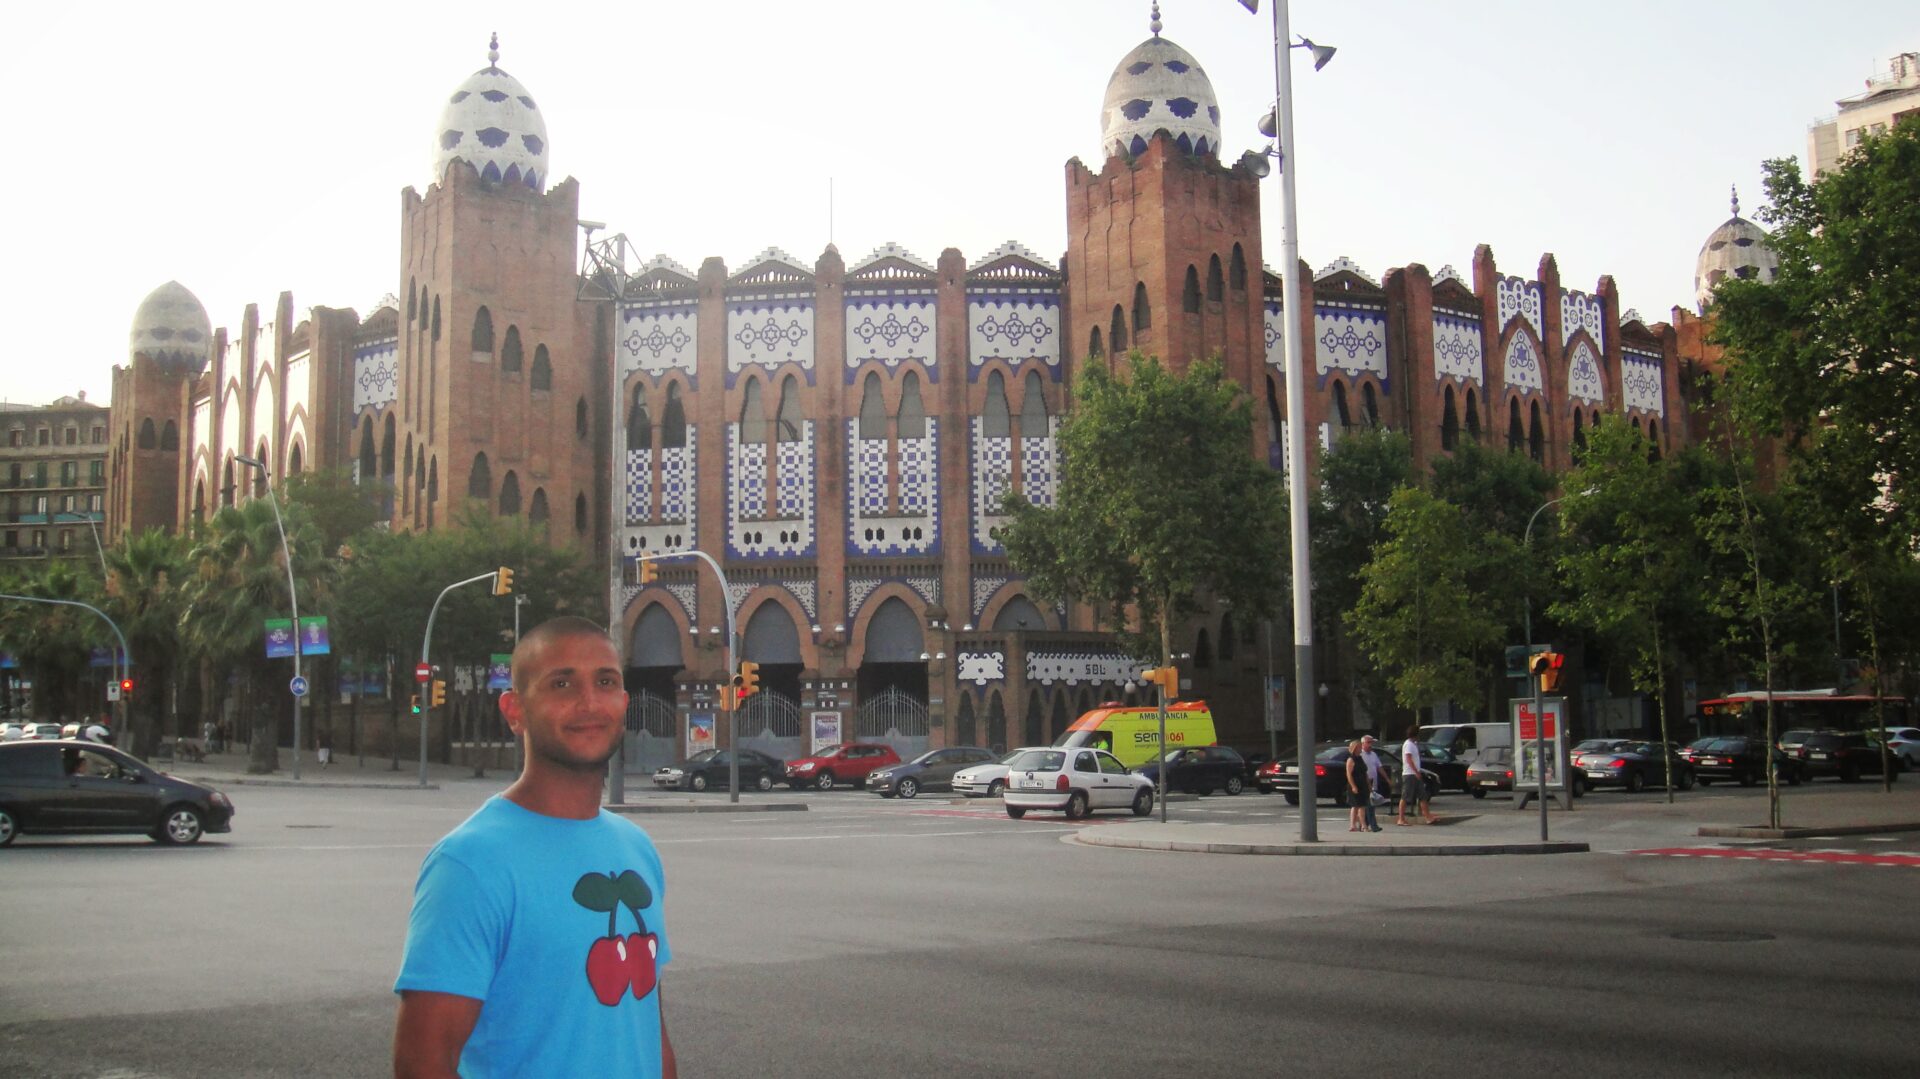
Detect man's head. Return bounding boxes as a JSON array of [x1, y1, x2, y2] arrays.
[[1360, 734, 1376, 752], [501, 617, 628, 773]]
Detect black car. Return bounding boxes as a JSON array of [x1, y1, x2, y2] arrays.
[[1404, 741, 1470, 793], [1579, 741, 1694, 793], [1792, 731, 1902, 782], [1260, 743, 1430, 806], [651, 748, 785, 792], [869, 746, 998, 799], [1687, 736, 1799, 787], [1134, 745, 1249, 796], [0, 740, 234, 846]]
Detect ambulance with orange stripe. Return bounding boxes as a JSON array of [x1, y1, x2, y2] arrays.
[[1052, 702, 1219, 769]]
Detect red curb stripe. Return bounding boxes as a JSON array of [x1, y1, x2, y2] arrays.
[[1631, 847, 1920, 867]]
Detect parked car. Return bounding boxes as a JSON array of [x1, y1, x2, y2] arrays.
[[652, 748, 785, 793], [783, 743, 902, 790], [952, 748, 1041, 798], [21, 724, 62, 741], [1405, 742, 1470, 793], [1466, 746, 1516, 798], [1879, 726, 1920, 769], [1775, 729, 1820, 756], [1793, 731, 1901, 782], [1262, 742, 1429, 806], [1686, 736, 1798, 787], [1133, 745, 1248, 796], [1580, 741, 1694, 792], [869, 746, 998, 799], [1568, 739, 1635, 770], [1002, 747, 1154, 820], [0, 723, 26, 742], [0, 740, 234, 846]]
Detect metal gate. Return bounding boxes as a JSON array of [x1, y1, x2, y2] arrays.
[[857, 687, 931, 760], [737, 691, 804, 766], [624, 692, 678, 774]]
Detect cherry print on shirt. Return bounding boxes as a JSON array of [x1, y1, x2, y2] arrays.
[[572, 870, 659, 1006]]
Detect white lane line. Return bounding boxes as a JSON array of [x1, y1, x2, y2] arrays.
[[654, 827, 1076, 844], [1861, 837, 1898, 843]]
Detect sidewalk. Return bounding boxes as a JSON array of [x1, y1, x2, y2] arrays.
[[164, 748, 500, 790]]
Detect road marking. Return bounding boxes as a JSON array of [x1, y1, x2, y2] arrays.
[[653, 827, 1076, 844], [1629, 847, 1920, 867]]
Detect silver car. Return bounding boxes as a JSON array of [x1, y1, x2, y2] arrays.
[[951, 747, 1044, 798]]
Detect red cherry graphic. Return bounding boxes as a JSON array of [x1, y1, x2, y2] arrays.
[[585, 935, 632, 1005], [626, 932, 659, 1000]]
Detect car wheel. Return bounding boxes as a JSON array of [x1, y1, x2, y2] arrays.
[[1677, 771, 1695, 792], [1471, 788, 1487, 799], [897, 778, 920, 799], [1132, 788, 1154, 816], [1783, 768, 1800, 787], [1257, 783, 1274, 794], [1283, 791, 1300, 806], [986, 779, 1005, 798], [1570, 776, 1587, 797], [814, 771, 836, 792], [1224, 775, 1244, 796], [1841, 762, 1861, 783], [0, 806, 16, 847], [157, 804, 204, 845], [1064, 792, 1090, 820], [877, 790, 896, 798], [1005, 805, 1027, 819], [1626, 771, 1646, 794], [755, 774, 774, 792], [690, 773, 709, 793]]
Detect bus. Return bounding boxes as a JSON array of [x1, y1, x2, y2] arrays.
[[1695, 691, 1909, 741]]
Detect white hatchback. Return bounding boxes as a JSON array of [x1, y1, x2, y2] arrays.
[[1002, 747, 1154, 820]]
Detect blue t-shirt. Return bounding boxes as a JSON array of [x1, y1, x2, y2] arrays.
[[396, 795, 673, 1078]]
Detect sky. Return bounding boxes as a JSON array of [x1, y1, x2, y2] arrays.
[[3, 0, 1915, 408]]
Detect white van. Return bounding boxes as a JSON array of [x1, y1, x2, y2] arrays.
[[1416, 722, 1511, 757]]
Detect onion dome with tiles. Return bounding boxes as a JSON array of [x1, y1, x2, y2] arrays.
[[432, 33, 548, 190], [1694, 186, 1779, 312], [1101, 4, 1222, 160], [128, 280, 211, 375]]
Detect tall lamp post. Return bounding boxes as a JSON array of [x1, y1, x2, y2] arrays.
[[54, 512, 109, 578], [234, 454, 303, 781], [1242, 0, 1335, 842]]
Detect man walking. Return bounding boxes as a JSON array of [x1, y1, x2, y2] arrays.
[[1397, 725, 1438, 826], [393, 617, 676, 1077]]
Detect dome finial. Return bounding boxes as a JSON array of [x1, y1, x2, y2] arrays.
[[1150, 3, 1162, 38], [487, 31, 500, 70], [1730, 183, 1740, 219]]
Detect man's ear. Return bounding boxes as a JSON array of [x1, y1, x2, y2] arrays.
[[500, 690, 525, 735]]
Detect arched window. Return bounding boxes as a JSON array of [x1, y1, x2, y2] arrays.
[[1088, 326, 1104, 360], [160, 420, 178, 451], [628, 386, 652, 449], [738, 379, 767, 443], [1207, 254, 1224, 302], [575, 492, 588, 534], [468, 452, 492, 500], [857, 373, 886, 438], [403, 440, 414, 512], [1649, 420, 1663, 462], [1195, 628, 1212, 669], [287, 442, 303, 475], [252, 441, 269, 497], [1465, 389, 1481, 439], [662, 384, 687, 448], [381, 414, 396, 480], [530, 487, 550, 527], [431, 296, 442, 341], [898, 372, 926, 439], [1333, 382, 1353, 432], [1528, 400, 1544, 462], [426, 456, 438, 512], [137, 418, 156, 450], [1219, 612, 1236, 661], [775, 376, 803, 442], [1019, 371, 1048, 438], [193, 478, 205, 521], [1507, 398, 1525, 453], [983, 371, 1012, 437], [575, 396, 588, 439], [1571, 411, 1586, 456], [221, 458, 235, 506], [1230, 244, 1247, 290], [471, 306, 493, 357], [1361, 383, 1380, 428], [499, 470, 521, 515], [1110, 305, 1127, 354], [501, 326, 523, 373], [1266, 375, 1284, 446], [407, 280, 417, 323], [531, 344, 551, 390], [358, 419, 376, 481], [1132, 282, 1151, 333], [1183, 266, 1202, 313], [1441, 386, 1459, 451]]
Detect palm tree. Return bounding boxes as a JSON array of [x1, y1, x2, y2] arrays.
[[0, 560, 104, 724], [181, 498, 332, 774], [101, 528, 189, 757]]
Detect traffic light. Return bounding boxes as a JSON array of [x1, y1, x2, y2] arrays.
[[1530, 652, 1566, 694], [1141, 666, 1180, 698], [734, 660, 760, 700], [431, 679, 448, 709], [120, 678, 133, 695], [410, 694, 421, 716], [639, 555, 659, 585], [493, 566, 514, 595]]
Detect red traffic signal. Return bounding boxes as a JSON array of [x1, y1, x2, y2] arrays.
[[119, 678, 133, 693], [1529, 652, 1565, 694]]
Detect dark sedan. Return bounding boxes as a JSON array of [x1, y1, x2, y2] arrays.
[[869, 746, 998, 799], [1580, 741, 1694, 793], [1261, 743, 1426, 806], [651, 748, 785, 792], [0, 740, 234, 846], [1135, 745, 1249, 796], [1687, 736, 1799, 787], [1792, 731, 1902, 782]]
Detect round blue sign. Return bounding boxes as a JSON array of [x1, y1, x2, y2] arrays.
[[289, 675, 310, 698]]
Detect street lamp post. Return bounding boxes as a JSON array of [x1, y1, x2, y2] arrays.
[[54, 512, 108, 578], [234, 454, 303, 781]]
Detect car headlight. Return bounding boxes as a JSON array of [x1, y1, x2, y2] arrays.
[[794, 762, 815, 771]]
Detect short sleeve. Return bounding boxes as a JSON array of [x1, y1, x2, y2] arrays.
[[394, 850, 505, 1001]]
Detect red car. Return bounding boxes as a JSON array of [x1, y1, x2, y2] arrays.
[[783, 743, 901, 790]]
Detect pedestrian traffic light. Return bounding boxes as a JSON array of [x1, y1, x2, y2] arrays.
[[120, 677, 133, 694], [494, 566, 514, 595], [410, 694, 421, 715], [1530, 652, 1565, 694], [1141, 666, 1179, 698], [735, 660, 760, 699], [431, 679, 448, 709], [639, 556, 659, 585]]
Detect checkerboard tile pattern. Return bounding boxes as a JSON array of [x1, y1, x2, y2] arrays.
[[727, 424, 816, 559], [625, 448, 653, 522], [846, 420, 940, 557], [971, 417, 1014, 553]]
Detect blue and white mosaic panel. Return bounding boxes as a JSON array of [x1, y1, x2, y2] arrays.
[[969, 294, 1060, 378], [775, 432, 811, 519], [1263, 302, 1286, 371], [958, 650, 1006, 686], [1622, 351, 1664, 416], [1561, 291, 1606, 350], [1502, 333, 1544, 394], [1019, 419, 1058, 508], [727, 301, 814, 387], [846, 295, 937, 381], [727, 424, 815, 559], [625, 448, 653, 523], [622, 438, 697, 547], [1025, 648, 1149, 687], [1314, 304, 1389, 387], [971, 420, 1014, 554], [619, 302, 699, 382], [846, 421, 940, 557], [660, 442, 695, 537], [1496, 276, 1544, 341], [1567, 341, 1605, 406], [1431, 313, 1483, 384], [971, 575, 1011, 622]]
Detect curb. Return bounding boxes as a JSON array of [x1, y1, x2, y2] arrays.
[[1071, 832, 1589, 856], [179, 775, 441, 790], [608, 801, 810, 815], [1698, 820, 1920, 840]]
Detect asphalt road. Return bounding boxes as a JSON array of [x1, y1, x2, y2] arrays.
[[0, 781, 1913, 1077]]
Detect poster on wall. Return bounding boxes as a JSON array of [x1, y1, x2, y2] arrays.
[[687, 713, 716, 755], [811, 711, 843, 754]]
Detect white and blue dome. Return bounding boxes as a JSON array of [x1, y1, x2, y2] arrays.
[[1694, 186, 1779, 312], [129, 280, 211, 375], [432, 34, 549, 190], [1101, 7, 1221, 160]]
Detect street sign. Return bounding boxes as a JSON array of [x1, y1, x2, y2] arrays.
[[1505, 643, 1551, 679], [290, 675, 310, 699], [415, 663, 432, 682]]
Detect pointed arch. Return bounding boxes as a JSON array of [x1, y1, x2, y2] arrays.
[[138, 418, 157, 450], [499, 470, 521, 515], [861, 596, 924, 663], [1109, 305, 1127, 354], [1183, 266, 1202, 313], [531, 344, 552, 391], [468, 452, 492, 500], [990, 593, 1048, 632], [628, 385, 653, 449], [471, 306, 493, 356], [629, 602, 687, 670], [574, 492, 588, 534], [1464, 388, 1481, 440], [431, 296, 441, 341], [501, 326, 523, 373], [1507, 397, 1525, 453], [160, 419, 178, 451], [1025, 689, 1045, 748], [530, 487, 550, 528], [897, 371, 926, 439], [426, 457, 438, 526], [380, 413, 396, 481], [858, 372, 886, 438], [662, 384, 687, 447], [287, 440, 303, 475], [1441, 385, 1460, 450], [1088, 326, 1104, 361], [738, 377, 768, 443], [775, 375, 804, 442], [1230, 244, 1247, 290], [1019, 370, 1048, 437], [357, 418, 376, 481], [1132, 281, 1151, 333], [1361, 382, 1380, 428], [1207, 254, 1224, 302], [1265, 375, 1284, 446], [1528, 399, 1544, 462], [407, 279, 418, 324], [983, 370, 1011, 437], [955, 693, 977, 747], [1571, 410, 1586, 456], [743, 596, 805, 664], [1333, 381, 1353, 432]]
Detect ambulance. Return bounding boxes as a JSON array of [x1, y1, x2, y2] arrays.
[[1053, 702, 1219, 769]]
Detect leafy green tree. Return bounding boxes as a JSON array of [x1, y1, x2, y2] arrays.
[[0, 560, 103, 723], [1309, 428, 1414, 721], [1347, 488, 1503, 725], [100, 528, 190, 756], [998, 353, 1288, 672], [284, 468, 386, 554]]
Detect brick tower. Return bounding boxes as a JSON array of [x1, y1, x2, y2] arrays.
[[108, 281, 210, 540]]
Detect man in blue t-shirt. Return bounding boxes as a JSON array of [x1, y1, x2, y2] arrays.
[[395, 617, 677, 1078]]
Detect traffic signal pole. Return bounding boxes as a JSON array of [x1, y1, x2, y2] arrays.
[[419, 570, 508, 788]]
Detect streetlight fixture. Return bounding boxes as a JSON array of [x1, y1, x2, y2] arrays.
[[53, 512, 108, 578], [1241, 0, 1336, 843], [234, 453, 304, 781]]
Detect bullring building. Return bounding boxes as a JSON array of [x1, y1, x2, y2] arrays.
[[110, 14, 1717, 767]]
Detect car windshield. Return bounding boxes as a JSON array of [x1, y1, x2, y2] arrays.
[[910, 750, 948, 766], [686, 749, 719, 764], [1573, 739, 1623, 752], [1006, 749, 1065, 772], [1473, 747, 1513, 766], [810, 744, 841, 757]]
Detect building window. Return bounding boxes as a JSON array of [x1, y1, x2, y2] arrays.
[[531, 345, 552, 391], [858, 373, 886, 439], [501, 326, 523, 373], [1132, 282, 1151, 333], [575, 397, 589, 439], [1441, 386, 1459, 451], [574, 493, 588, 534], [160, 421, 178, 451], [37, 428, 49, 446], [64, 427, 77, 446], [471, 307, 494, 360], [90, 426, 105, 444], [1088, 326, 1104, 360], [499, 471, 521, 516], [1207, 255, 1224, 302], [662, 385, 687, 448], [1183, 266, 1201, 313], [138, 419, 157, 450], [530, 488, 549, 528], [1019, 371, 1048, 438], [738, 379, 768, 444], [89, 461, 104, 485], [1230, 244, 1247, 290], [898, 372, 926, 439], [1109, 305, 1127, 354], [628, 386, 653, 449], [983, 371, 1012, 438], [468, 453, 492, 500], [775, 376, 804, 442]]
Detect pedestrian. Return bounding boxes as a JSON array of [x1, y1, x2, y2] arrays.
[[393, 617, 676, 1078], [317, 726, 332, 769], [1357, 734, 1386, 832], [1397, 725, 1438, 825], [1344, 740, 1367, 831]]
